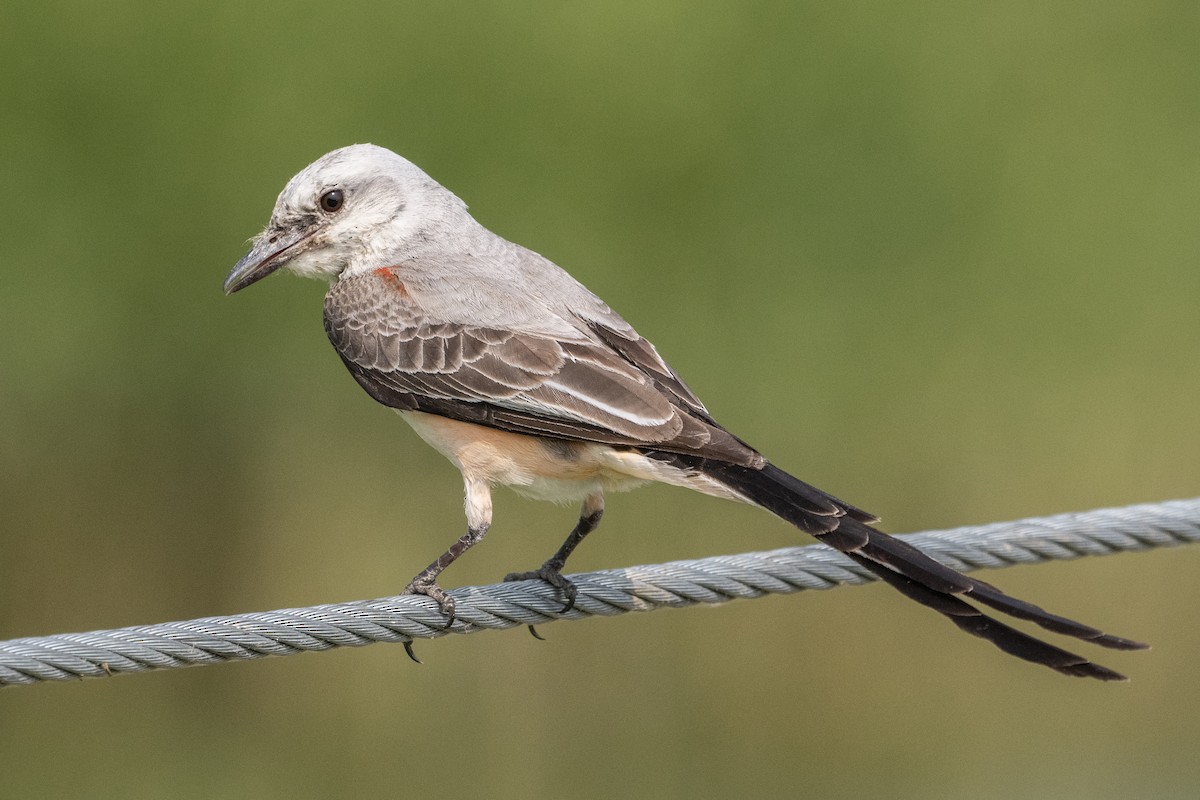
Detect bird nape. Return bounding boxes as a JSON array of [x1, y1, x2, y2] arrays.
[[223, 143, 1146, 680]]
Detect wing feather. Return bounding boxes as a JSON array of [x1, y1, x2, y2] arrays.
[[324, 270, 762, 464]]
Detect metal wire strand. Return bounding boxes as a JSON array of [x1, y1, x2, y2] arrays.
[[2, 497, 1197, 687]]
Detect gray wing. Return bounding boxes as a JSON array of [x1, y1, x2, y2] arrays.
[[324, 269, 762, 464]]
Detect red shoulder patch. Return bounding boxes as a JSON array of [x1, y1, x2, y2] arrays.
[[374, 267, 408, 296]]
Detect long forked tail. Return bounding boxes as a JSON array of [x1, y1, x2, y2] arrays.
[[692, 459, 1148, 681]]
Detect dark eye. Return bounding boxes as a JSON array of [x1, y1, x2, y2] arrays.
[[319, 189, 344, 213]]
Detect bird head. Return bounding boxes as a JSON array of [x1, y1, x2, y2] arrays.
[[223, 143, 468, 295]]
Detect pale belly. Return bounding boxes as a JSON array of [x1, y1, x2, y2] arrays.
[[397, 410, 744, 504]]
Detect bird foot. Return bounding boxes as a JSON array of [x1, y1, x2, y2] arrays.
[[403, 576, 456, 626], [504, 565, 579, 613]]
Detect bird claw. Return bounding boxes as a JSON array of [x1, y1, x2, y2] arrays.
[[403, 577, 457, 627], [504, 565, 579, 613], [402, 641, 422, 664]]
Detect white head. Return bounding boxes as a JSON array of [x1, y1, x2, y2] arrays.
[[223, 144, 469, 294]]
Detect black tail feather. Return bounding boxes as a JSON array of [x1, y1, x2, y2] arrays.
[[682, 456, 1148, 680], [851, 551, 1129, 680], [965, 576, 1147, 651]]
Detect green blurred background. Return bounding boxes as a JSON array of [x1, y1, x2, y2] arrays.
[[2, 2, 1198, 797]]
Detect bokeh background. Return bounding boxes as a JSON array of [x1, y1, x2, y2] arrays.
[[2, 2, 1198, 797]]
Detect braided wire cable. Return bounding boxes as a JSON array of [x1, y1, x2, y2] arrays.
[[3, 497, 1197, 687]]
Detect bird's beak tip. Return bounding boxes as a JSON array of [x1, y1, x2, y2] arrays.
[[222, 257, 271, 296], [223, 229, 310, 296]]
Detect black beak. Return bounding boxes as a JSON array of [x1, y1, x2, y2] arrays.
[[223, 227, 313, 295]]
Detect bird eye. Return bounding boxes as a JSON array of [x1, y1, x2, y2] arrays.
[[319, 189, 344, 213]]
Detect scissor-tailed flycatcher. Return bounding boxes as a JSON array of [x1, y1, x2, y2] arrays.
[[224, 144, 1145, 680]]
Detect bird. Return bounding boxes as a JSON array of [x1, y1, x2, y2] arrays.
[[224, 143, 1146, 680]]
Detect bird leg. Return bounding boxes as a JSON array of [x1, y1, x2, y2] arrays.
[[402, 477, 493, 626], [505, 491, 604, 613], [403, 523, 489, 625]]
